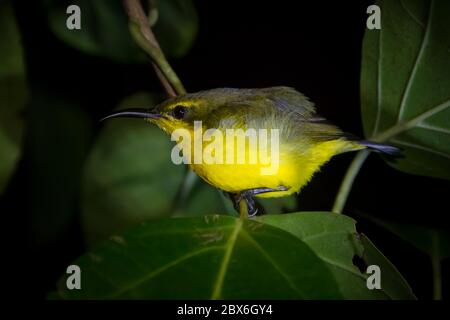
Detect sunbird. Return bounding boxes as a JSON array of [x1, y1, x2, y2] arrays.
[[103, 87, 398, 216]]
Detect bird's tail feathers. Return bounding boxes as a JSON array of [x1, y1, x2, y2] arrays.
[[359, 140, 401, 155]]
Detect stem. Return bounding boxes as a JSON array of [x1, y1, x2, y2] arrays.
[[123, 0, 186, 95], [332, 150, 370, 214], [431, 232, 442, 300], [152, 64, 177, 98], [239, 199, 249, 219], [332, 97, 450, 214]]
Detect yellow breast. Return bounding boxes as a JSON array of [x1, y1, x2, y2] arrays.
[[186, 135, 357, 198]]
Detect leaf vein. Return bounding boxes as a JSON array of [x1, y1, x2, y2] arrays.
[[417, 122, 450, 135], [241, 229, 306, 298], [400, 0, 425, 28], [391, 139, 450, 159], [397, 0, 433, 121], [107, 246, 222, 298]]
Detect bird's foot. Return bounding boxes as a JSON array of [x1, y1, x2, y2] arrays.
[[232, 186, 289, 218]]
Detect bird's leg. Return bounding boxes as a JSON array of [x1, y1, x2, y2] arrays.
[[233, 186, 289, 218]]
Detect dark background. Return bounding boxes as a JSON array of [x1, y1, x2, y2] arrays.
[[2, 0, 449, 299]]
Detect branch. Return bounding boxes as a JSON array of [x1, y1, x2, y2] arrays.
[[123, 0, 186, 96], [152, 64, 177, 97]]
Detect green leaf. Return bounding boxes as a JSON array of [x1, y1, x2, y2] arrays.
[[0, 1, 28, 194], [44, 0, 198, 62], [355, 212, 450, 260], [361, 0, 450, 179], [54, 215, 342, 299], [359, 234, 417, 300], [81, 92, 184, 245], [259, 212, 416, 299]]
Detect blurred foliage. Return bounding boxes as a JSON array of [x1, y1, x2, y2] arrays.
[[27, 91, 93, 247], [356, 211, 450, 261], [178, 174, 230, 217], [0, 1, 28, 194], [361, 0, 450, 179], [53, 213, 414, 299], [43, 0, 198, 63]]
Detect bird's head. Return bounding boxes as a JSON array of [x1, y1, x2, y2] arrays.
[[101, 89, 236, 134]]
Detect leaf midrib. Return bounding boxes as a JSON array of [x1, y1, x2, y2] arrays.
[[396, 0, 433, 122], [210, 218, 242, 299], [375, 98, 450, 142]]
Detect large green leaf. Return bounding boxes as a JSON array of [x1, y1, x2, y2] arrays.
[[0, 1, 28, 194], [52, 212, 415, 299], [259, 212, 415, 299], [44, 0, 198, 62], [54, 215, 342, 299], [361, 0, 450, 179]]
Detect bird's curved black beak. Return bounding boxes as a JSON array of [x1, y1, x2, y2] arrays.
[[100, 108, 162, 122]]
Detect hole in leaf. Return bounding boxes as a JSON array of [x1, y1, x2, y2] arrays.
[[352, 254, 367, 273]]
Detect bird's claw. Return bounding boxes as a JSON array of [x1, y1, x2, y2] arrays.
[[233, 193, 258, 217], [232, 185, 289, 217]]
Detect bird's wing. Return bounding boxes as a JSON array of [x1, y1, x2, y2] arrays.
[[259, 87, 350, 142], [204, 87, 350, 142], [260, 86, 317, 119], [299, 119, 350, 142]]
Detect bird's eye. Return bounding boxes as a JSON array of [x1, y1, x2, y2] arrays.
[[172, 105, 188, 120]]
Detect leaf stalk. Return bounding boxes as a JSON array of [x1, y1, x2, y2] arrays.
[[332, 150, 370, 214]]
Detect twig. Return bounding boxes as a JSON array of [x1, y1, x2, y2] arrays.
[[123, 0, 186, 96], [152, 64, 177, 97]]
